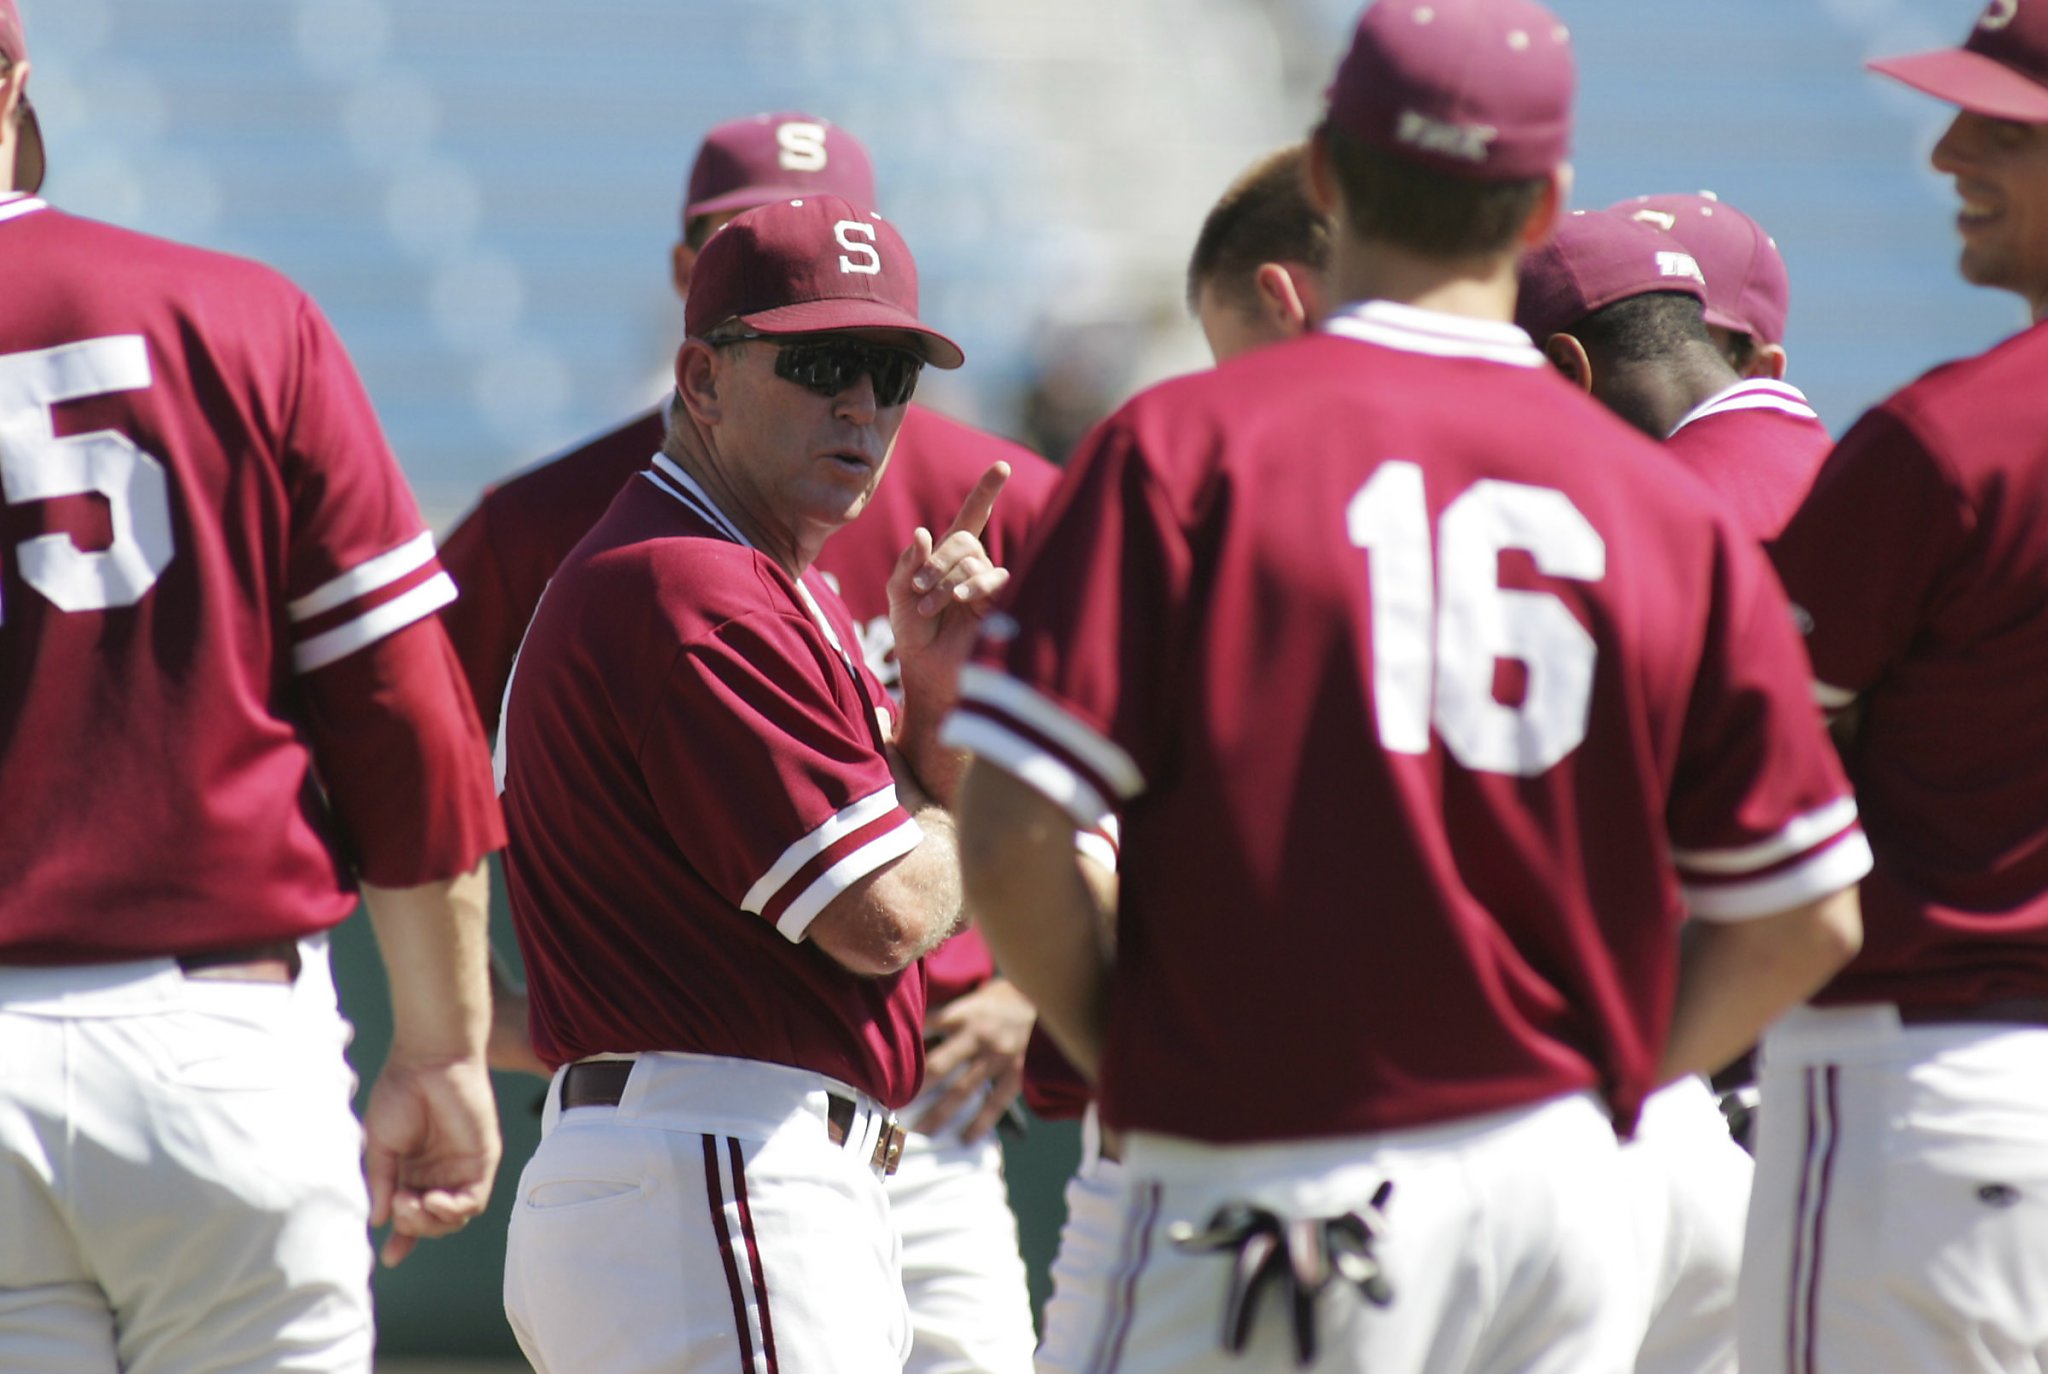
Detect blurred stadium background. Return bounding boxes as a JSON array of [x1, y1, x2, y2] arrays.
[[18, 0, 2022, 1365]]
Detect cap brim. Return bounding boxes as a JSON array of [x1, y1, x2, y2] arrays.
[[1869, 48, 2048, 121], [16, 103, 42, 194], [738, 299, 965, 370], [685, 184, 824, 223]]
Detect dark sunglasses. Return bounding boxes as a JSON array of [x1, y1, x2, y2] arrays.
[[720, 332, 924, 407]]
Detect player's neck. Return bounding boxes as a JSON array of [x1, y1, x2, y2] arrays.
[[661, 434, 814, 578], [1326, 237, 1519, 325]]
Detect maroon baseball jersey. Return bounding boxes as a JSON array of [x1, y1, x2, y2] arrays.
[[1662, 379, 1831, 540], [948, 300, 1869, 1142], [0, 195, 502, 963], [500, 454, 927, 1105], [448, 399, 1059, 1009], [1769, 321, 2048, 1012], [439, 405, 666, 738]]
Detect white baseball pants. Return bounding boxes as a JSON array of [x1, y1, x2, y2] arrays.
[[0, 942, 374, 1374], [1623, 1075, 1752, 1374], [1037, 1108, 1129, 1374], [1065, 1092, 1638, 1374], [504, 1051, 912, 1374], [887, 1077, 1037, 1374], [1739, 1004, 2048, 1373]]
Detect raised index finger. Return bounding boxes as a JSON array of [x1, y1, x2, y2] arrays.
[[942, 461, 1011, 543]]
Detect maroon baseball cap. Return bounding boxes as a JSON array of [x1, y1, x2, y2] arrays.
[[684, 195, 963, 368], [1868, 0, 2048, 121], [0, 0, 45, 195], [1515, 208, 1708, 341], [1325, 0, 1574, 181], [683, 112, 877, 225], [1611, 192, 1789, 345]]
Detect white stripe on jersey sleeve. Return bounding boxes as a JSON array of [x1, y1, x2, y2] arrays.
[[1682, 828, 1872, 922], [775, 818, 926, 942], [292, 571, 456, 672], [1670, 796, 1859, 875], [955, 666, 1144, 799], [1074, 827, 1119, 873], [943, 711, 1119, 832], [288, 531, 438, 621], [743, 787, 903, 917]]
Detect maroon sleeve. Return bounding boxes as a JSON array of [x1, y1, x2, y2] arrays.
[[298, 616, 505, 886], [643, 609, 920, 941], [437, 494, 521, 737], [945, 415, 1189, 826], [1767, 406, 1974, 705], [1666, 526, 1869, 920]]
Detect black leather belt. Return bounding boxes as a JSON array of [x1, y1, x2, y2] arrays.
[[175, 939, 301, 984], [1896, 997, 2048, 1028], [558, 1060, 905, 1175]]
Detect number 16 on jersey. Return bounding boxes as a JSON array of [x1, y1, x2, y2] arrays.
[[1347, 460, 1605, 779]]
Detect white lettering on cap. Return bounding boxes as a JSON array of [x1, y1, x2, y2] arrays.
[[1982, 0, 2020, 31], [1395, 109, 1497, 163], [835, 220, 882, 275], [1657, 251, 1706, 285], [777, 121, 829, 172], [1630, 209, 1678, 232]]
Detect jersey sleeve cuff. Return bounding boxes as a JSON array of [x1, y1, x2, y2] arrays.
[[741, 786, 925, 942], [943, 666, 1141, 831], [1680, 827, 1873, 921], [291, 533, 459, 672]]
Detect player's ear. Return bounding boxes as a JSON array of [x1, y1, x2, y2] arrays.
[[674, 340, 724, 425], [1751, 342, 1789, 381], [671, 241, 699, 303], [1253, 262, 1311, 337], [1543, 332, 1593, 392]]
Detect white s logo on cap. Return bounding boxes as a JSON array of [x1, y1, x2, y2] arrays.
[[1982, 0, 2019, 30], [777, 121, 829, 172], [835, 221, 882, 275]]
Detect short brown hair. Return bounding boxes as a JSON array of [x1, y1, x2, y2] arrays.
[[1186, 144, 1330, 313], [1320, 124, 1547, 260]]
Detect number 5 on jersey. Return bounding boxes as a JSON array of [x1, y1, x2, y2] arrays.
[[0, 336, 174, 626], [1348, 460, 1604, 777]]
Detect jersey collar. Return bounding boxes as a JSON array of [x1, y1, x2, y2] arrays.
[[643, 451, 865, 680], [1668, 378, 1818, 437], [0, 192, 48, 226], [645, 452, 753, 548], [1321, 299, 1546, 369]]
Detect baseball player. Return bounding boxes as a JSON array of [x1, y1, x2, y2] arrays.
[[1740, 5, 2048, 1369], [1183, 143, 1333, 363], [498, 194, 1010, 1374], [1611, 191, 1793, 382], [1035, 141, 1330, 1374], [439, 110, 1051, 1374], [1516, 208, 1832, 539], [0, 2, 506, 1368], [947, 1, 1870, 1370], [1515, 209, 1825, 1374]]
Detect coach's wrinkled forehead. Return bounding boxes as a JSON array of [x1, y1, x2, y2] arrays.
[[1324, 0, 1574, 181]]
